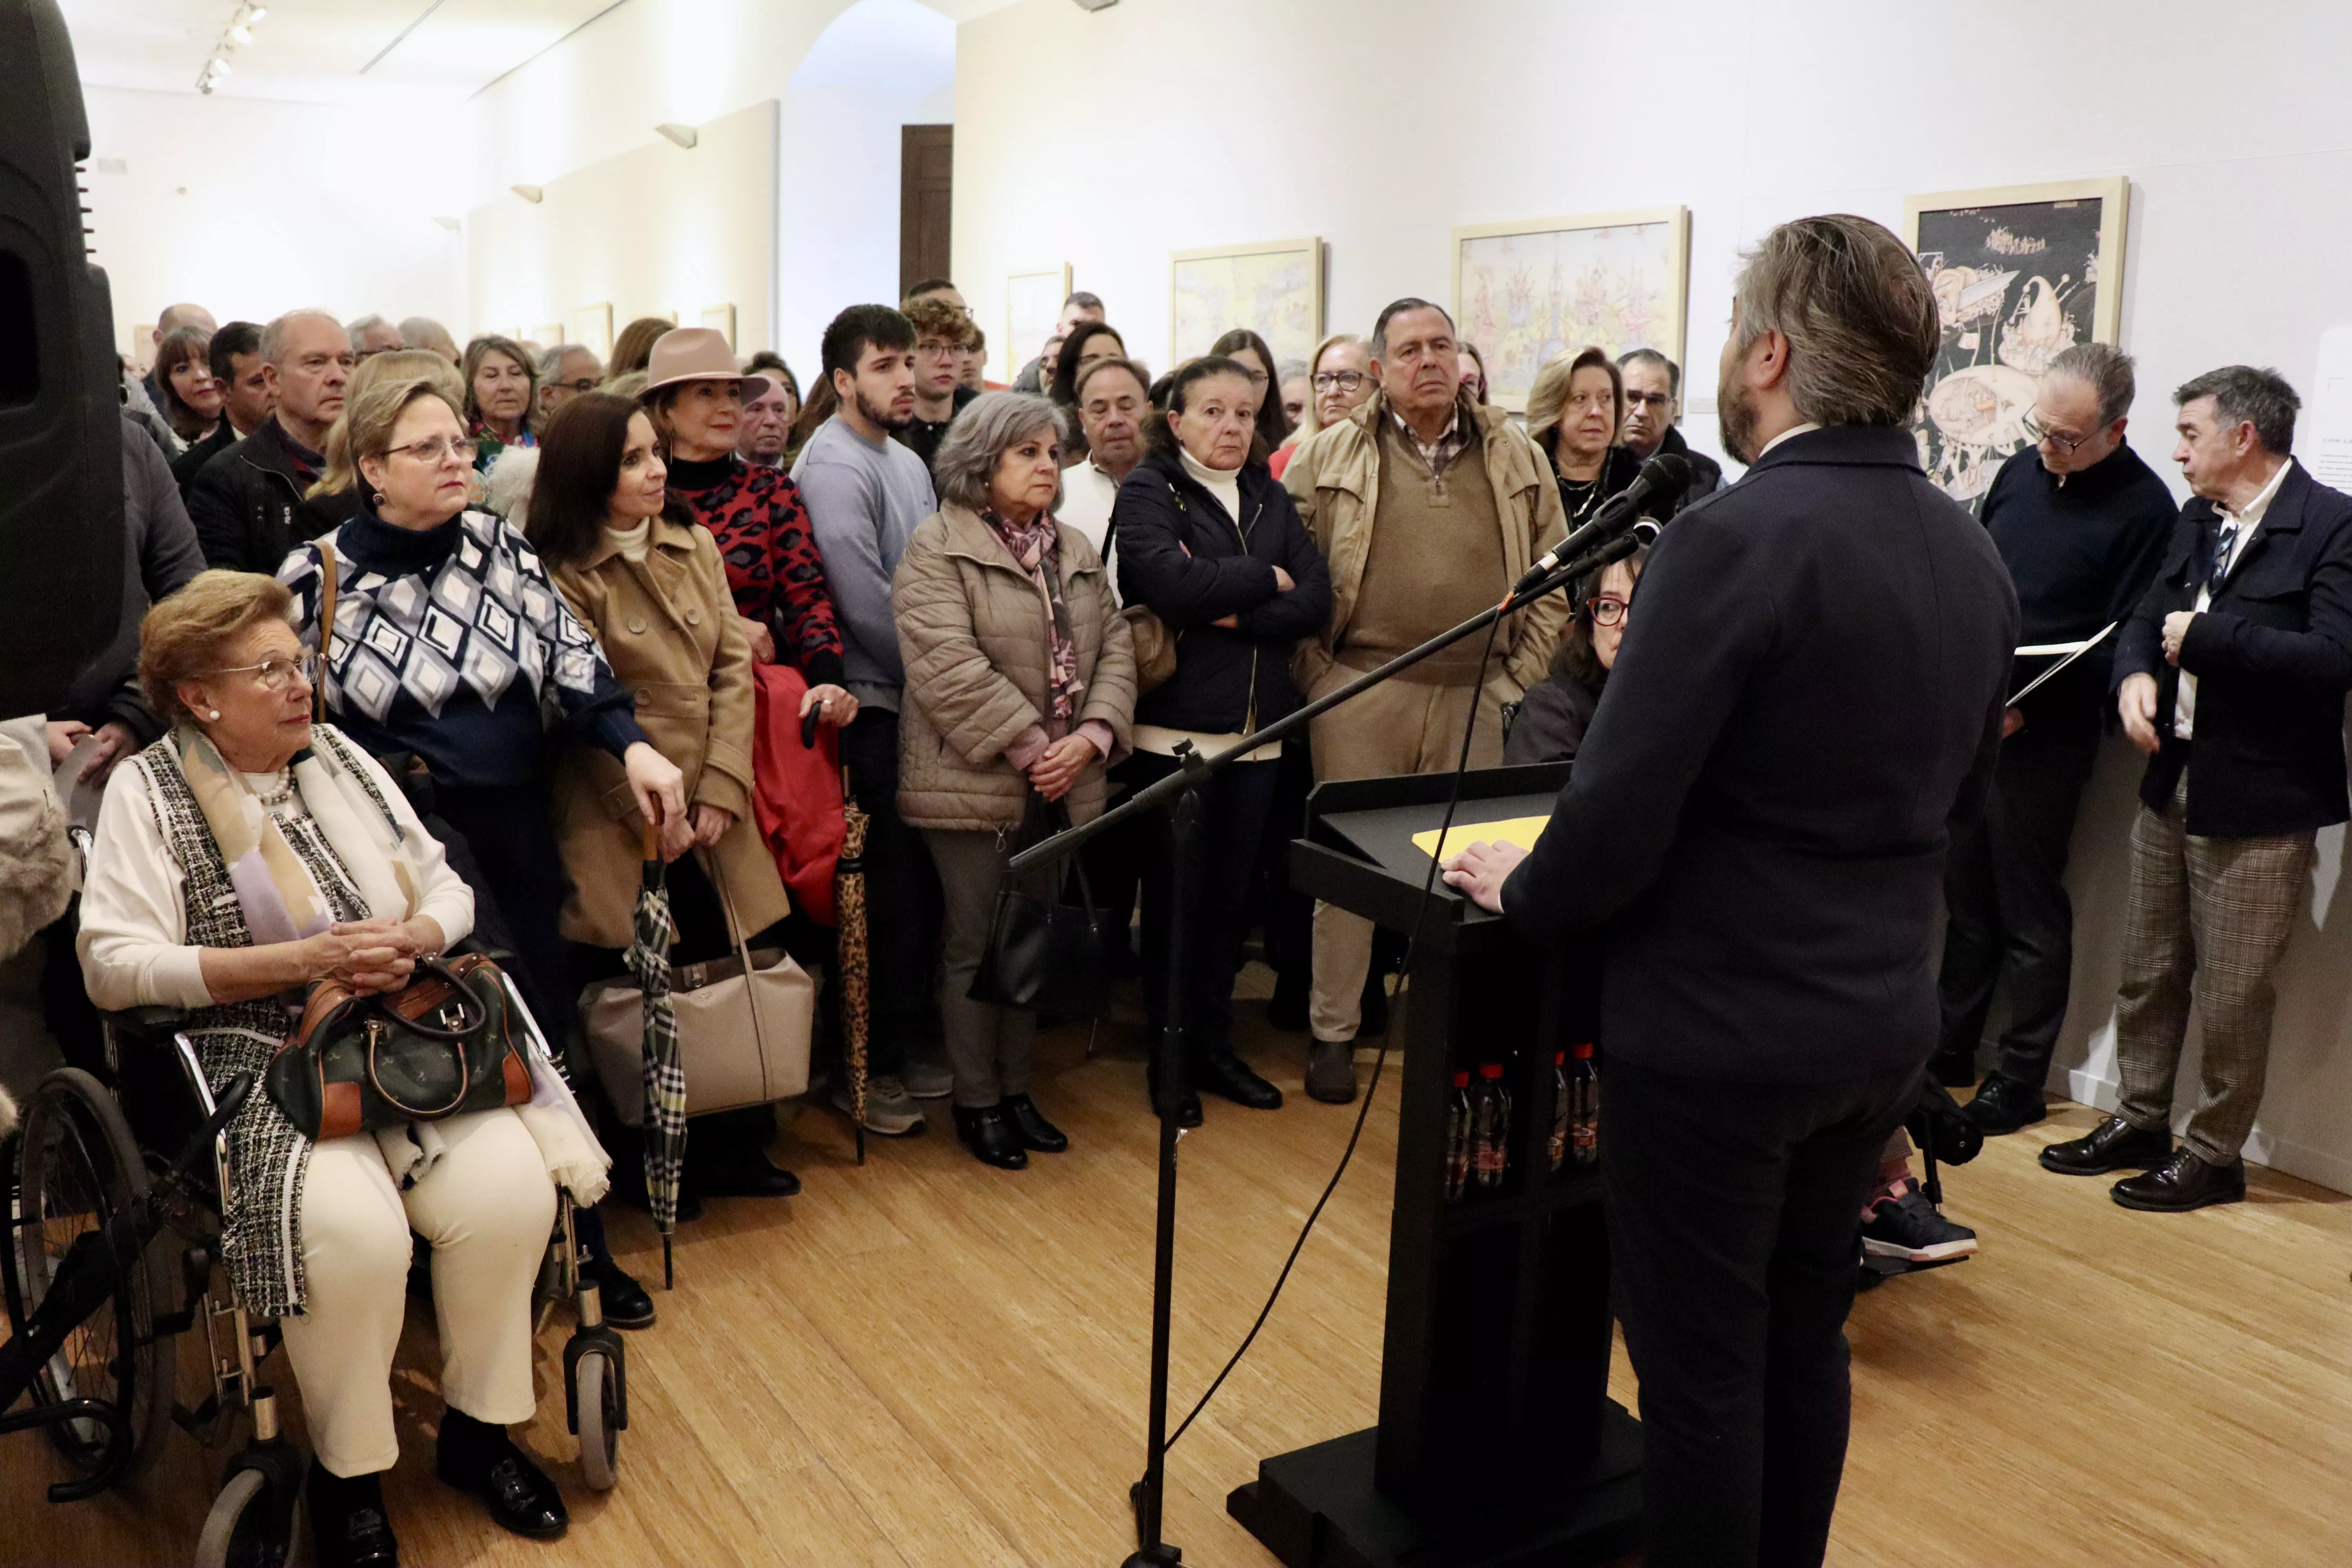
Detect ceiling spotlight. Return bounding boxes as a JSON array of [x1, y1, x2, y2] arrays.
[[1071, 0, 1118, 10], [229, 24, 250, 44], [655, 123, 698, 149], [247, 4, 267, 18], [207, 57, 230, 76], [511, 184, 544, 203]]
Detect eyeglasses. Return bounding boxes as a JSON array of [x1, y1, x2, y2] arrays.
[[546, 378, 599, 396], [916, 340, 966, 360], [2021, 409, 2090, 454], [386, 436, 480, 465], [1586, 596, 1629, 628], [209, 653, 318, 691], [1312, 370, 1369, 394]]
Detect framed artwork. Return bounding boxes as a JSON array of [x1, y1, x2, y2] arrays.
[[1452, 206, 1690, 414], [570, 302, 613, 360], [531, 323, 563, 349], [701, 304, 737, 350], [1005, 265, 1071, 383], [1904, 177, 2129, 508], [1170, 237, 1323, 367]]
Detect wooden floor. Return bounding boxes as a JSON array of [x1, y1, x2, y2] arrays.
[[11, 972, 2352, 1566]]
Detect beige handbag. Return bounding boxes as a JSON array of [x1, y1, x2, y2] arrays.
[[580, 856, 816, 1127]]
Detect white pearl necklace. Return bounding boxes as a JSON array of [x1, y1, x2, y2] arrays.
[[254, 770, 297, 811]]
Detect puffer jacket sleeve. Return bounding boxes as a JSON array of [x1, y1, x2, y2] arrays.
[[691, 527, 759, 819], [1116, 470, 1282, 627], [893, 517, 1044, 766], [1232, 481, 1334, 642]]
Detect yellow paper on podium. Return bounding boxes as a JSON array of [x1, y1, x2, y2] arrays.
[[1410, 814, 1551, 864]]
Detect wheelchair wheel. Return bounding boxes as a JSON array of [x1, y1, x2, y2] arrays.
[[6, 1067, 175, 1484], [195, 1464, 299, 1568], [574, 1348, 619, 1491]]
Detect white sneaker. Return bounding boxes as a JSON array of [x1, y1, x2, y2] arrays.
[[833, 1074, 926, 1136], [900, 1054, 955, 1099]]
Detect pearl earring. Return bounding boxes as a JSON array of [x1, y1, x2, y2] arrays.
[[207, 710, 221, 720]]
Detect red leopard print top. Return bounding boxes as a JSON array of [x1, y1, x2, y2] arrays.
[[667, 455, 846, 688]]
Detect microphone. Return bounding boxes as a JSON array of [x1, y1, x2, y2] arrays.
[[1508, 450, 1691, 599]]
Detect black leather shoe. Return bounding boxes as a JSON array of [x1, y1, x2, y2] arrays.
[[583, 1254, 655, 1331], [1002, 1093, 1068, 1153], [2040, 1113, 2172, 1176], [1929, 1046, 1979, 1089], [434, 1415, 568, 1541], [953, 1103, 1029, 1169], [1962, 1072, 2046, 1134], [309, 1460, 400, 1568], [1305, 1040, 1358, 1104], [696, 1158, 802, 1199], [1195, 1049, 1283, 1110], [2112, 1148, 2246, 1212]]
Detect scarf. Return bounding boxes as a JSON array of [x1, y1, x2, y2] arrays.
[[171, 724, 425, 939], [985, 508, 1084, 725]]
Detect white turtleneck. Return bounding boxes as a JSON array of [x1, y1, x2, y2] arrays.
[[1180, 444, 1243, 522], [604, 519, 651, 562]]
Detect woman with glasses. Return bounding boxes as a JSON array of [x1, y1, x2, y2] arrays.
[[463, 333, 540, 473], [1503, 543, 1653, 764], [278, 373, 685, 1328], [1270, 333, 1375, 479], [76, 569, 599, 1565], [1207, 327, 1293, 461], [1528, 346, 1644, 530]]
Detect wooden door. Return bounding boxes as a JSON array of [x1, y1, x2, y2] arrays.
[[900, 125, 953, 298]]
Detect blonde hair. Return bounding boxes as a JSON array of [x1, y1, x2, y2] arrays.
[[139, 571, 296, 727], [311, 351, 466, 497], [1526, 347, 1622, 452]]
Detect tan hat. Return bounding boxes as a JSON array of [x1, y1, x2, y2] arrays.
[[639, 328, 762, 400]]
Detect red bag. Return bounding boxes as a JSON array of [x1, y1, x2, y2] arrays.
[[748, 662, 845, 925]]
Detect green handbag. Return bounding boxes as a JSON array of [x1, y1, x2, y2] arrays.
[[265, 953, 531, 1142]]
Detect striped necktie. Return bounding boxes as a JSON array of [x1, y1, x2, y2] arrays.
[[2210, 515, 2241, 589]]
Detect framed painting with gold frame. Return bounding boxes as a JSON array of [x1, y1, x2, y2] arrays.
[[701, 304, 737, 350], [1169, 237, 1323, 367], [570, 303, 613, 361], [1903, 176, 2129, 508], [1005, 265, 1071, 383], [1450, 206, 1689, 414]]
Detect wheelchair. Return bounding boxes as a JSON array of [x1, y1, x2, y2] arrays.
[[3, 956, 627, 1566]]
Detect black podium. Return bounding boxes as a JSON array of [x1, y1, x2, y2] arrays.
[[1226, 763, 1642, 1568]]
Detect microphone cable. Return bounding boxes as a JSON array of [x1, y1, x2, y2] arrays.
[[1158, 604, 1510, 1456]]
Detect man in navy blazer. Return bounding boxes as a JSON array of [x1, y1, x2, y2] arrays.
[[1444, 217, 2016, 1568], [2041, 366, 2352, 1210]]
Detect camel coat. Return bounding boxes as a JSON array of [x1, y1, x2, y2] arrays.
[[892, 503, 1136, 832], [548, 515, 791, 948]]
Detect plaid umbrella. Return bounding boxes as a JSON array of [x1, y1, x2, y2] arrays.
[[835, 780, 872, 1166], [630, 821, 686, 1287]]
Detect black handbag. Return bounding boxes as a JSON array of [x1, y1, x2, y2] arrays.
[[265, 953, 531, 1141], [967, 793, 1112, 1016]]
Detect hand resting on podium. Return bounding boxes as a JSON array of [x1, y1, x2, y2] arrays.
[[1440, 839, 1527, 913]]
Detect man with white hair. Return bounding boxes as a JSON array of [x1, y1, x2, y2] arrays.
[[347, 313, 404, 359], [536, 342, 604, 424], [184, 309, 359, 571]]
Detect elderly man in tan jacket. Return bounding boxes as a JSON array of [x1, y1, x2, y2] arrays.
[[1282, 298, 1569, 1100]]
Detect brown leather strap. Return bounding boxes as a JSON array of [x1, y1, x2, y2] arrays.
[[314, 543, 339, 724]]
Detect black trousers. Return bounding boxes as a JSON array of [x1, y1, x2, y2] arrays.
[[838, 706, 943, 1075], [1935, 724, 2100, 1084], [1129, 750, 1279, 1056], [432, 784, 577, 1051], [1604, 1056, 1916, 1568], [1256, 737, 1316, 991]]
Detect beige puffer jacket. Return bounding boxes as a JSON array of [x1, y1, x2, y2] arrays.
[[893, 503, 1136, 831]]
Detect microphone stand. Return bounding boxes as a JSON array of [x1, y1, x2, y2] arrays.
[[1018, 528, 1642, 1567]]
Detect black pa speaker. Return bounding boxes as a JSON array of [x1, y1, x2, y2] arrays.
[[0, 0, 123, 717]]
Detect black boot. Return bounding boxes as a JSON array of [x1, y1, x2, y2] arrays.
[[952, 1103, 1029, 1169], [1194, 1046, 1283, 1111], [583, 1252, 656, 1330], [1305, 1040, 1357, 1104], [308, 1459, 399, 1568], [1002, 1092, 1068, 1153], [434, 1409, 568, 1541]]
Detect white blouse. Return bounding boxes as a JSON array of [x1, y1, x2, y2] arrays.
[[77, 748, 476, 1014]]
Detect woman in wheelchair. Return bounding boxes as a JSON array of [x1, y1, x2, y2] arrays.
[[76, 571, 586, 1568]]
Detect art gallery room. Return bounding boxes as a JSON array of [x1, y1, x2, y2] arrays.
[[10, 0, 2352, 1565]]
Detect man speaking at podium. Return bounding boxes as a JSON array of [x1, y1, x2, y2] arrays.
[[1444, 216, 2018, 1568]]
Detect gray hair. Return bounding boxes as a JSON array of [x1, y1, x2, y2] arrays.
[[537, 342, 591, 377], [1729, 214, 1938, 428], [931, 391, 1064, 514], [346, 312, 389, 339], [258, 308, 345, 366], [2046, 343, 2135, 427], [398, 316, 459, 359], [1276, 359, 1309, 383], [1618, 346, 1681, 397], [2174, 365, 2300, 455], [1371, 298, 1454, 359]]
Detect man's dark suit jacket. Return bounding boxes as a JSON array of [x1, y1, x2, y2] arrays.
[[2114, 458, 2352, 838], [183, 416, 359, 574], [1500, 425, 2019, 1083]]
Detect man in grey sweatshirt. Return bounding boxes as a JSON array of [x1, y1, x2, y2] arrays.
[[792, 305, 940, 1135]]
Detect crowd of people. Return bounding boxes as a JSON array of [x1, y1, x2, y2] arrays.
[[24, 229, 2351, 1567]]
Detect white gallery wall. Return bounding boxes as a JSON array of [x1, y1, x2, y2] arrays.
[[82, 85, 466, 359], [953, 0, 2352, 1190]]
